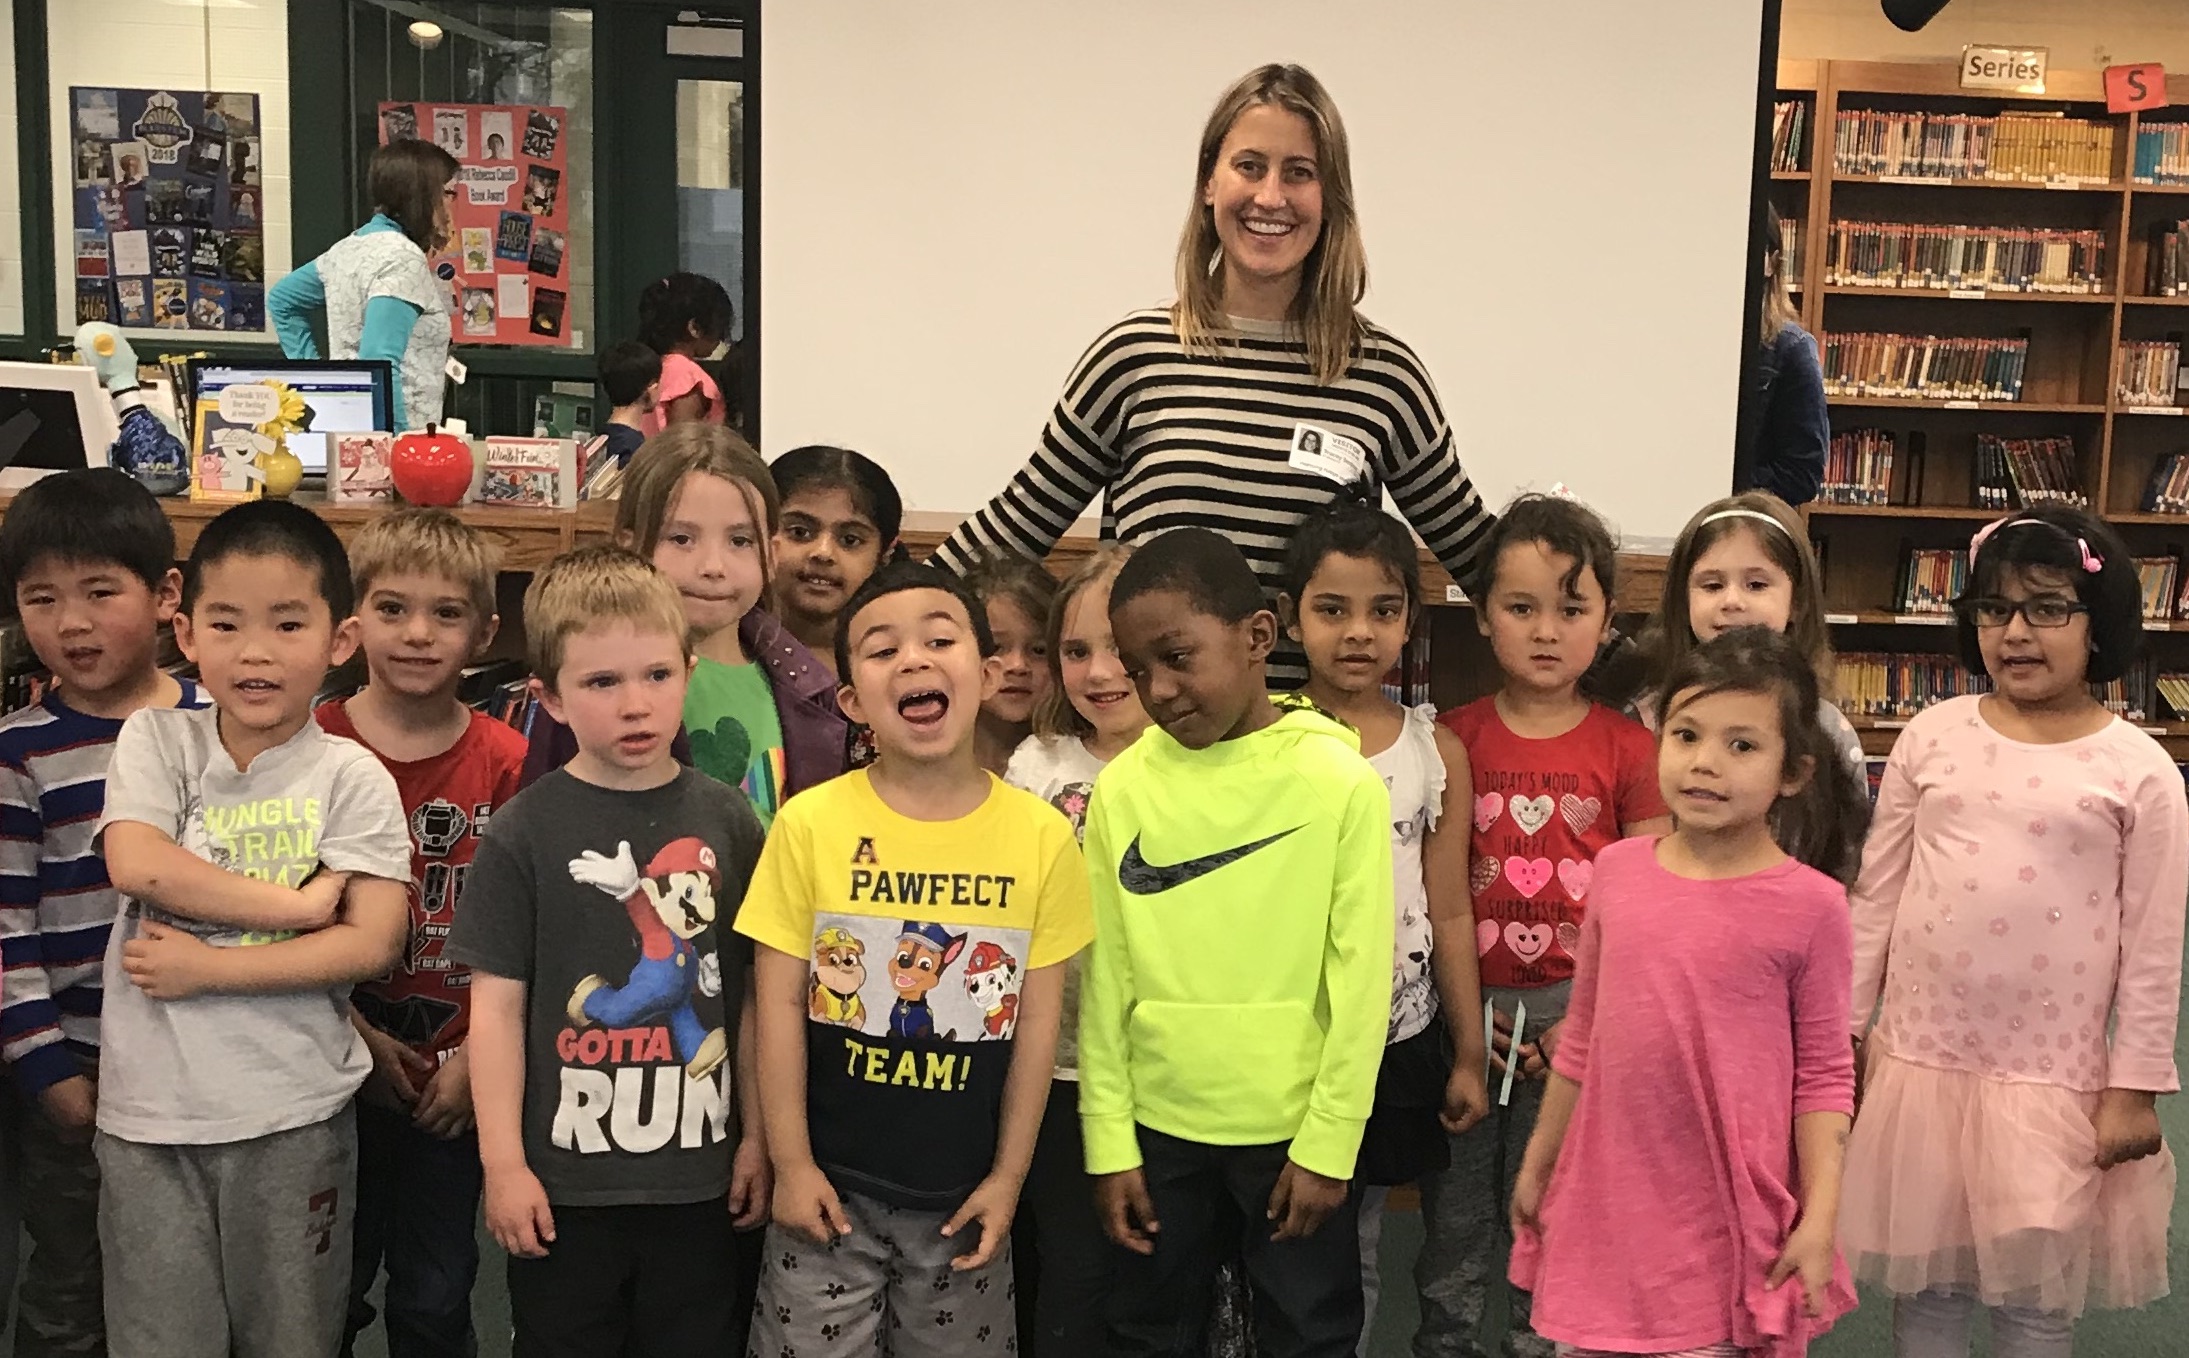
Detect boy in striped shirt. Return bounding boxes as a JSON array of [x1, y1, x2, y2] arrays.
[[0, 468, 205, 1354]]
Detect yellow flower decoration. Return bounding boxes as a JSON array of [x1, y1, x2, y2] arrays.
[[255, 380, 309, 438]]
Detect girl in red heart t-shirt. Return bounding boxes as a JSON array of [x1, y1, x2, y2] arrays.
[[1421, 493, 1669, 1358]]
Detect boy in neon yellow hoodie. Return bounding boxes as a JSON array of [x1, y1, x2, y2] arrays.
[[1081, 527, 1394, 1358]]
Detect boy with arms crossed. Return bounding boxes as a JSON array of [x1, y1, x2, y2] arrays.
[[97, 499, 413, 1357]]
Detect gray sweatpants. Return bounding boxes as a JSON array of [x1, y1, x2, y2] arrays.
[[97, 1107, 356, 1358], [1412, 983, 1567, 1358], [748, 1188, 1015, 1358]]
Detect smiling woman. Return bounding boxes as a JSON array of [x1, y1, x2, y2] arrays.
[[930, 64, 1497, 688]]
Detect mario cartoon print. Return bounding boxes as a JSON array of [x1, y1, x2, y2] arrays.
[[963, 941, 1020, 1039], [888, 921, 965, 1040], [809, 925, 868, 1028], [566, 838, 728, 1080]]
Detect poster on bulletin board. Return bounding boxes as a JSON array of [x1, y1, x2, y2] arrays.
[[69, 87, 264, 332], [379, 101, 571, 346]]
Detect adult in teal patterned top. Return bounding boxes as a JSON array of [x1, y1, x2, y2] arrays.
[[268, 139, 458, 432]]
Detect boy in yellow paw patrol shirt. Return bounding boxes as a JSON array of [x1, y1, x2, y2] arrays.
[[738, 559, 1092, 1358]]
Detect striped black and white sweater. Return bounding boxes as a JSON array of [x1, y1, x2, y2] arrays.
[[931, 309, 1496, 686]]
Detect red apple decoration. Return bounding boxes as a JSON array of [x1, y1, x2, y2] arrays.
[[390, 424, 474, 507]]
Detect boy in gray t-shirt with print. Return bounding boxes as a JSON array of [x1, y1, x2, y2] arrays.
[[96, 501, 411, 1358]]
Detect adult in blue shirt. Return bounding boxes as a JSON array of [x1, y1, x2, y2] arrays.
[[269, 140, 458, 431], [1734, 204, 1827, 505]]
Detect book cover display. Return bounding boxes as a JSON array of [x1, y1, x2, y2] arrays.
[[69, 88, 263, 332], [476, 436, 578, 509], [379, 101, 572, 345], [331, 433, 397, 505]]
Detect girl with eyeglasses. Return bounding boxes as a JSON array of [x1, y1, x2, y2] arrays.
[[1840, 503, 2186, 1358]]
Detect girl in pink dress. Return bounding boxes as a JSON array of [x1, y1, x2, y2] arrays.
[[1508, 627, 1869, 1358], [1841, 504, 2187, 1358], [636, 271, 733, 434]]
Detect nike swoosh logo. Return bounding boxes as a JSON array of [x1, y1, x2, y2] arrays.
[[1117, 827, 1303, 896]]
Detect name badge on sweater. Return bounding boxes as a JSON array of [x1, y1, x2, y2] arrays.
[[1289, 422, 1367, 486]]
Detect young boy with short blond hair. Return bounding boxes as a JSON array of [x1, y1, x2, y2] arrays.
[[96, 498, 414, 1358], [449, 545, 767, 1356], [315, 507, 527, 1357], [0, 468, 208, 1355]]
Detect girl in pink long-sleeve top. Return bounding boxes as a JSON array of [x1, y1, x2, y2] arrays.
[[1507, 628, 1870, 1358], [1840, 505, 2186, 1358]]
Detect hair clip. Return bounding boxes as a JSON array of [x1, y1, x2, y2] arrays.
[[1547, 482, 1576, 500], [2078, 537, 2104, 573]]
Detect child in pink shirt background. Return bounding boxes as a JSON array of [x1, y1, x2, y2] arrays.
[[1840, 505, 2187, 1358], [1507, 627, 1867, 1358], [635, 271, 733, 435]]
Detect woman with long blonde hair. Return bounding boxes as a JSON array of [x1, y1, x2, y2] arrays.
[[933, 63, 1495, 688]]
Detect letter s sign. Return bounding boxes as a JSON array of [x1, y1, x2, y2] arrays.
[[2107, 63, 2169, 114]]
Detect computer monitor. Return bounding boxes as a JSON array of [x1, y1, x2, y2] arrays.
[[0, 361, 119, 489], [188, 359, 396, 474]]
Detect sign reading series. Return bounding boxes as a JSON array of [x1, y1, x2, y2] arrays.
[[379, 101, 572, 346], [69, 88, 264, 332], [1961, 45, 2049, 95]]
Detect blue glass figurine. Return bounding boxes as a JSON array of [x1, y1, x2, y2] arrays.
[[72, 322, 188, 496]]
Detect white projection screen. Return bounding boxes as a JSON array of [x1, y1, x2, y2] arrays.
[[760, 1, 1768, 548]]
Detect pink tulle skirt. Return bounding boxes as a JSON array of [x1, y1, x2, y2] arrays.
[[1839, 1046, 2175, 1316]]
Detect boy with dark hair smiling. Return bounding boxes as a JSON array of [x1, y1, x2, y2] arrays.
[[738, 558, 1092, 1358], [1082, 526, 1394, 1358], [95, 497, 414, 1358], [0, 468, 207, 1356]]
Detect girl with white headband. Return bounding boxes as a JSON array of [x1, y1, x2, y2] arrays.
[[1639, 493, 1868, 876]]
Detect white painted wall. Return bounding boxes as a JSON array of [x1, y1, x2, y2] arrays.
[[45, 0, 290, 342], [760, 0, 1768, 545]]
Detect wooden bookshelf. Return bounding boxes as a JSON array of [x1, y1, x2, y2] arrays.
[[1787, 60, 2189, 755]]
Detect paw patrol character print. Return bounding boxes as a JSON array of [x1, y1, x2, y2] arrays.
[[565, 838, 729, 1080], [963, 941, 1020, 1039], [888, 921, 965, 1040], [809, 926, 868, 1028]]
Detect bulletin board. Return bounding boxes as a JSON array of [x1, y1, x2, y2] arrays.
[[379, 101, 571, 346], [69, 87, 265, 332]]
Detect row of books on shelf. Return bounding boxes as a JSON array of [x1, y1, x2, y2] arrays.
[[2136, 555, 2186, 622], [1974, 433, 2084, 509], [1772, 99, 1807, 174], [2133, 123, 2189, 187], [1891, 547, 2189, 622], [1833, 109, 2119, 183], [1835, 652, 2180, 725], [2142, 451, 2189, 514], [1820, 333, 2029, 402], [1780, 212, 1805, 292], [1834, 651, 1986, 718], [1820, 428, 1897, 505], [2118, 340, 2183, 407], [2145, 220, 2189, 297], [1823, 221, 2106, 294], [2160, 673, 2189, 721], [1894, 548, 1969, 614]]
